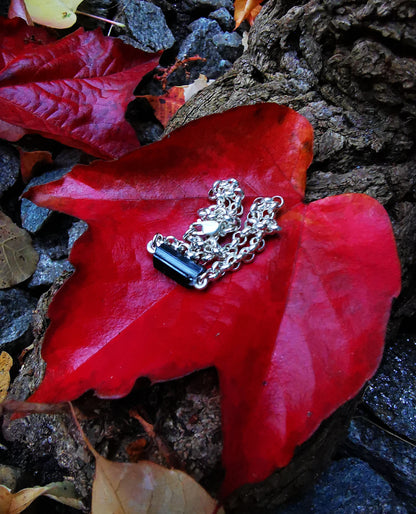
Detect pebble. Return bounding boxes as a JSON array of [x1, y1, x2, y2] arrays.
[[0, 288, 36, 351], [28, 253, 74, 289], [21, 168, 70, 233], [209, 8, 235, 31], [178, 18, 236, 79], [183, 0, 234, 13], [277, 457, 408, 513], [364, 335, 416, 441], [68, 220, 89, 252], [213, 31, 243, 62], [122, 0, 175, 52], [345, 418, 416, 511], [0, 143, 19, 198]]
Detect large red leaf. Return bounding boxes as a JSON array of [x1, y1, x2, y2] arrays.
[[24, 104, 400, 495], [0, 18, 160, 159]]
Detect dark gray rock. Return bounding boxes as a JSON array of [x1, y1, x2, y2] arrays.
[[183, 0, 233, 13], [68, 220, 89, 252], [121, 0, 175, 52], [21, 168, 69, 233], [28, 253, 74, 289], [364, 335, 416, 441], [0, 143, 19, 198], [178, 19, 232, 79], [345, 418, 416, 511], [209, 8, 235, 31], [213, 32, 243, 62], [0, 288, 36, 351], [276, 458, 407, 514]]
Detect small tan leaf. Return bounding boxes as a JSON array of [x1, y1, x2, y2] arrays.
[[0, 351, 13, 403], [0, 481, 83, 514], [0, 210, 38, 289], [92, 455, 224, 514], [23, 0, 84, 28]]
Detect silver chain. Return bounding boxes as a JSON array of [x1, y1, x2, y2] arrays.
[[147, 178, 284, 289]]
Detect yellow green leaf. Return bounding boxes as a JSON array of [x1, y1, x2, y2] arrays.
[[24, 0, 84, 29]]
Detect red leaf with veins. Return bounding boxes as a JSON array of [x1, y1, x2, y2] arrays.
[[0, 18, 160, 159], [24, 104, 400, 495]]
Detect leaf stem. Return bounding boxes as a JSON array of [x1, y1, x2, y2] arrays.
[[75, 10, 125, 28]]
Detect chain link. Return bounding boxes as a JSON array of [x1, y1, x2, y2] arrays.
[[147, 179, 284, 289]]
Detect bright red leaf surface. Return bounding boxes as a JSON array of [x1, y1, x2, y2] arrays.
[[0, 18, 160, 159], [24, 104, 401, 495]]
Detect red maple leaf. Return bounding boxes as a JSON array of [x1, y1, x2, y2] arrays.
[[24, 104, 401, 495], [0, 18, 160, 159]]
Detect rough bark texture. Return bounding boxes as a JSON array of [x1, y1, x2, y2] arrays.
[[166, 0, 415, 509]]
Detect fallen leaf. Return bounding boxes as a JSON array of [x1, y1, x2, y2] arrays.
[[144, 75, 213, 127], [144, 89, 185, 128], [234, 0, 262, 28], [24, 104, 401, 495], [7, 0, 31, 25], [0, 120, 26, 142], [0, 18, 160, 159], [0, 351, 13, 403], [19, 149, 53, 183], [92, 456, 223, 514], [0, 18, 54, 70], [68, 402, 222, 513], [0, 210, 39, 289], [0, 481, 82, 513], [23, 0, 84, 29]]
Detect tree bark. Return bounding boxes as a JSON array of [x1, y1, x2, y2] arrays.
[[167, 0, 416, 509]]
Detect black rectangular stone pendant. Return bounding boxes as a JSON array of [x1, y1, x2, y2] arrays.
[[153, 243, 205, 288]]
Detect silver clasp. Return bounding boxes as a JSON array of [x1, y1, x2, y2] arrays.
[[186, 220, 220, 238]]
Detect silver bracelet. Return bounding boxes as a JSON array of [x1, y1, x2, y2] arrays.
[[147, 178, 284, 289]]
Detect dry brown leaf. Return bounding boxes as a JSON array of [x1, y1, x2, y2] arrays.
[[0, 210, 38, 289], [0, 481, 83, 513], [0, 351, 13, 403], [92, 455, 224, 514], [67, 404, 222, 514], [19, 149, 53, 183], [234, 0, 262, 28]]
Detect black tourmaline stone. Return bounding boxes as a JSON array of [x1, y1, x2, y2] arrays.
[[153, 243, 205, 287]]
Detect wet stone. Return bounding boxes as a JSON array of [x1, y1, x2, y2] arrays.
[[364, 335, 416, 441], [68, 220, 88, 252], [276, 458, 408, 514], [213, 31, 243, 62], [183, 0, 233, 13], [0, 143, 19, 198], [121, 0, 175, 52], [0, 288, 36, 351], [28, 253, 74, 289], [21, 168, 70, 233], [178, 18, 232, 79], [209, 8, 235, 31], [344, 417, 416, 511]]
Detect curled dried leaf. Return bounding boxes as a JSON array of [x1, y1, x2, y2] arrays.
[[0, 211, 38, 289], [0, 351, 13, 403], [0, 481, 82, 513]]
